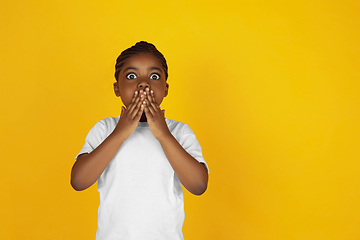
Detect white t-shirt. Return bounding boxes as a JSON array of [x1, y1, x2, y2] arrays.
[[77, 116, 207, 240]]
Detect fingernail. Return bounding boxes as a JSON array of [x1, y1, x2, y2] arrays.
[[151, 90, 153, 94]]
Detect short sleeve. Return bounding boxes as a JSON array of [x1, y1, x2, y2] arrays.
[[75, 120, 110, 160], [178, 124, 209, 173]]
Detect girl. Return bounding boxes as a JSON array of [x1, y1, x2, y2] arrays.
[[71, 41, 208, 240]]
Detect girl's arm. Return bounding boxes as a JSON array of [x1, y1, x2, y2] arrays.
[[71, 91, 145, 191], [158, 134, 208, 195], [71, 131, 126, 191], [143, 89, 208, 195]]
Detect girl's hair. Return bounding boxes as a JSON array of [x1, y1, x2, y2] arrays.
[[114, 41, 168, 81]]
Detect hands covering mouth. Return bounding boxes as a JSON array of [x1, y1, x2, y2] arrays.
[[113, 88, 170, 141]]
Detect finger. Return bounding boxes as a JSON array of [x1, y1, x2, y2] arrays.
[[144, 96, 159, 119], [148, 96, 159, 113], [143, 89, 157, 111], [142, 98, 152, 115], [150, 89, 156, 103], [149, 90, 161, 111], [126, 91, 139, 112], [134, 104, 144, 121], [143, 101, 151, 116], [131, 90, 139, 104], [144, 98, 157, 117], [151, 90, 159, 105], [127, 91, 143, 114], [143, 89, 151, 103], [130, 95, 144, 119], [147, 89, 156, 105]]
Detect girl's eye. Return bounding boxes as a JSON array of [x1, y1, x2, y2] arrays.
[[150, 73, 160, 80], [126, 73, 137, 80]]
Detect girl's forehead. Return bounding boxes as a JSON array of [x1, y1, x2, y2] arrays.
[[123, 53, 162, 67]]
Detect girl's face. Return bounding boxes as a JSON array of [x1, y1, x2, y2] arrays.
[[114, 53, 168, 107]]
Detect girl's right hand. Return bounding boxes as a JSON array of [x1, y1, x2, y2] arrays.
[[113, 90, 144, 140]]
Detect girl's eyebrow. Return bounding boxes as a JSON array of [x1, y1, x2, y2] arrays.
[[123, 67, 162, 72], [149, 67, 162, 72], [124, 67, 138, 72]]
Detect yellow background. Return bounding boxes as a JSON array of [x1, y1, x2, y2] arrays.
[[1, 0, 359, 239]]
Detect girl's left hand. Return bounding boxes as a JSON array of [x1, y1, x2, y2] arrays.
[[143, 88, 171, 140]]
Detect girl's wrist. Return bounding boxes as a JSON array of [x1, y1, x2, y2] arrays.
[[109, 128, 129, 145], [156, 130, 173, 143]]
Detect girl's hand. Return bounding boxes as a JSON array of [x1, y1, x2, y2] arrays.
[[143, 88, 171, 140], [113, 90, 144, 140]]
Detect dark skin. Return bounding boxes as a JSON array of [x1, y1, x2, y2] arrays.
[[71, 53, 208, 195]]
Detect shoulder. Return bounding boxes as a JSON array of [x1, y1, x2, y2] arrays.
[[86, 116, 119, 139], [165, 118, 196, 138], [97, 116, 119, 128], [165, 118, 185, 131]]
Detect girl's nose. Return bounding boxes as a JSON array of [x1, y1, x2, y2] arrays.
[[137, 80, 150, 90]]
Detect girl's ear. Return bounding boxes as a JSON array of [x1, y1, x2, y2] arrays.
[[114, 82, 120, 97], [164, 83, 169, 97]]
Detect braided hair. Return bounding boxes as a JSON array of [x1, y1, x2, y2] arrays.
[[114, 41, 168, 81]]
